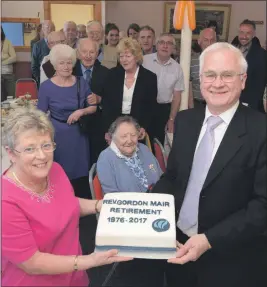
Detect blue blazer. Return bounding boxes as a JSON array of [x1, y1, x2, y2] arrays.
[[97, 143, 162, 193], [31, 39, 50, 85]]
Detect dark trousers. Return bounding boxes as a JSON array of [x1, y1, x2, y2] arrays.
[[152, 103, 171, 145], [1, 74, 15, 102], [166, 228, 267, 287], [70, 176, 91, 199], [106, 258, 165, 287]]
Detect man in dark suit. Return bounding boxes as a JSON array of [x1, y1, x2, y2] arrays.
[[31, 20, 55, 86], [75, 38, 109, 164], [153, 42, 267, 287], [233, 19, 267, 113]]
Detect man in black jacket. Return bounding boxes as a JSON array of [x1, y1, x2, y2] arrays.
[[232, 19, 267, 113], [75, 38, 109, 164], [31, 20, 55, 86], [153, 42, 267, 287]]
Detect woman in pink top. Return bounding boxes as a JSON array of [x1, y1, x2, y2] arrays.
[[1, 107, 132, 286]]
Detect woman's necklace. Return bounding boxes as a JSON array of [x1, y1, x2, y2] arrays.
[[12, 171, 54, 203]]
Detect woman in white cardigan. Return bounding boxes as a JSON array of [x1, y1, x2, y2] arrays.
[[1, 27, 16, 102]]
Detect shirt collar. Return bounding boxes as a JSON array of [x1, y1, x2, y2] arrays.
[[204, 100, 239, 126], [124, 66, 140, 79], [153, 52, 172, 66], [110, 141, 139, 159], [80, 62, 93, 74]]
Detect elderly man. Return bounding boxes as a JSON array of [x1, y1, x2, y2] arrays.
[[233, 19, 267, 113], [31, 20, 55, 86], [86, 20, 117, 68], [142, 33, 184, 144], [189, 28, 216, 108], [40, 31, 66, 84], [63, 21, 78, 48], [75, 38, 109, 163], [139, 25, 157, 55], [77, 24, 87, 39], [153, 42, 267, 287], [86, 20, 104, 61]]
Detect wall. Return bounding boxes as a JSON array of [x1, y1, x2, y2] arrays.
[[105, 1, 266, 45], [51, 4, 93, 30], [2, 0, 44, 61]]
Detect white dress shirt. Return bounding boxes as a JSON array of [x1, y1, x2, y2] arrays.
[[122, 67, 139, 114], [177, 100, 240, 236], [40, 55, 50, 84], [142, 53, 184, 103]]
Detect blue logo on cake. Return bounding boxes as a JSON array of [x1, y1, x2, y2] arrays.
[[152, 219, 170, 232]]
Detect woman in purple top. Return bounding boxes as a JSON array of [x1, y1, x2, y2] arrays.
[[38, 44, 97, 198]]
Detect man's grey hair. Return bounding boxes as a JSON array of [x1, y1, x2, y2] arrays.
[[199, 42, 248, 75], [86, 20, 103, 32], [2, 107, 54, 150], [108, 116, 140, 139], [63, 21, 77, 31], [77, 38, 99, 52], [156, 32, 176, 45], [199, 28, 216, 40]]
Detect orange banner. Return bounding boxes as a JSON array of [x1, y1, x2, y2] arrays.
[[173, 1, 196, 31]]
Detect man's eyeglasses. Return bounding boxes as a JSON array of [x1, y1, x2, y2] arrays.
[[13, 142, 56, 155], [201, 71, 244, 83], [157, 40, 174, 46]]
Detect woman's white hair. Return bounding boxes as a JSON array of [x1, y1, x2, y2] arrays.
[[50, 44, 77, 68], [199, 42, 248, 75]]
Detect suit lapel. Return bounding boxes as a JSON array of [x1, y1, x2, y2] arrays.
[[117, 67, 125, 112], [202, 104, 247, 190], [130, 66, 143, 114]]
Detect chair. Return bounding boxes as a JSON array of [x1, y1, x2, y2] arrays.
[[145, 132, 152, 152], [89, 163, 103, 200], [15, 78, 38, 99], [153, 138, 167, 172]]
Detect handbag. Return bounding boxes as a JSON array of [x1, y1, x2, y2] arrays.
[[77, 76, 89, 133]]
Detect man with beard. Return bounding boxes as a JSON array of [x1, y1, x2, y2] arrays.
[[233, 19, 267, 112]]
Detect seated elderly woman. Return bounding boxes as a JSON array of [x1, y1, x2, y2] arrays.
[[1, 108, 131, 286], [97, 116, 162, 193], [37, 44, 96, 198]]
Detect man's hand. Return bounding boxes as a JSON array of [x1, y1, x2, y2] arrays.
[[168, 234, 211, 265], [138, 128, 146, 140], [87, 93, 100, 105], [166, 119, 174, 133], [67, 110, 84, 125]]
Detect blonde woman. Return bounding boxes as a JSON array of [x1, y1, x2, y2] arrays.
[[1, 107, 132, 286], [102, 37, 158, 142]]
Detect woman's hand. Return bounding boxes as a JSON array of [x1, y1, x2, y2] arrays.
[[97, 200, 103, 212], [87, 93, 98, 105], [67, 110, 84, 125], [88, 249, 133, 268]]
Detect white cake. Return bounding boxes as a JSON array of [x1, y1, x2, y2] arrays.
[[95, 192, 177, 259]]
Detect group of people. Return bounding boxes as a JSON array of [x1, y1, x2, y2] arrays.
[[1, 16, 267, 287]]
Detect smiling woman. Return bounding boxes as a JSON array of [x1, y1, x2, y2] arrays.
[[1, 107, 133, 286], [37, 44, 97, 198]]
